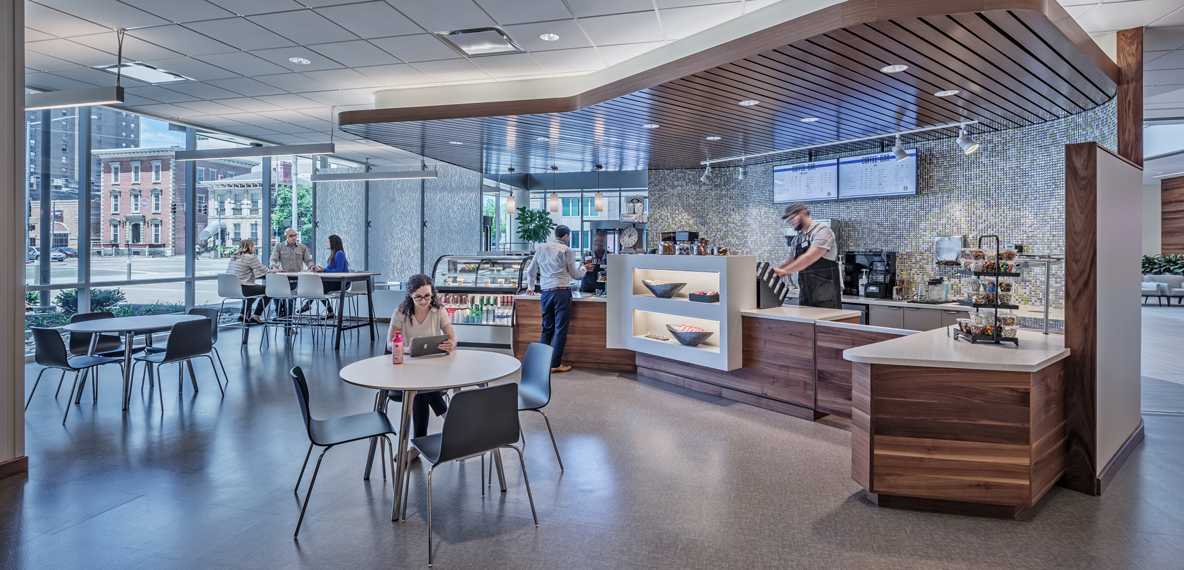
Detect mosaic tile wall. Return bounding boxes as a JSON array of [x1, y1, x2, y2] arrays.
[[648, 100, 1118, 311], [314, 167, 366, 269]]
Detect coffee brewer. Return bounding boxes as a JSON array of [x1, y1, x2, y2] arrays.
[[843, 250, 897, 298]]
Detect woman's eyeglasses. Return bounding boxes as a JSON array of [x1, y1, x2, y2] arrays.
[[412, 294, 433, 302]]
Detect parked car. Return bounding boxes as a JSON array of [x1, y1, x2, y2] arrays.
[[27, 247, 37, 262], [49, 250, 67, 262], [53, 247, 78, 258]]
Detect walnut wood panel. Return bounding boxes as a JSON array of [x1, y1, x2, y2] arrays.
[[851, 362, 873, 488], [0, 456, 28, 480], [339, 1, 1118, 173], [1029, 359, 1067, 501], [1063, 142, 1098, 495], [1117, 27, 1143, 167], [873, 435, 1032, 506], [815, 326, 910, 419], [636, 364, 819, 421], [513, 299, 636, 374], [866, 492, 1023, 518], [1161, 176, 1184, 254]]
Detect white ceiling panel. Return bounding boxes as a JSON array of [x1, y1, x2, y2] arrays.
[[1151, 7, 1184, 27], [128, 26, 238, 57], [411, 58, 490, 82], [471, 53, 548, 78], [253, 72, 334, 93], [301, 68, 384, 89], [743, 0, 782, 12], [250, 46, 345, 72], [25, 27, 55, 42], [657, 0, 741, 7], [25, 2, 110, 38], [248, 11, 358, 46], [206, 0, 307, 16], [25, 39, 119, 67], [68, 33, 184, 62], [299, 0, 368, 6], [529, 48, 605, 74], [183, 18, 296, 52], [24, 72, 96, 91], [579, 13, 666, 46], [32, 0, 167, 29], [124, 86, 204, 103], [163, 81, 247, 100], [370, 34, 460, 63], [1146, 68, 1184, 85], [256, 109, 320, 122], [23, 50, 83, 72], [174, 100, 244, 115], [196, 52, 293, 77], [48, 67, 146, 87], [308, 41, 401, 68], [661, 3, 744, 40], [314, 2, 424, 39], [503, 19, 593, 51], [215, 98, 286, 113], [118, 0, 236, 24], [142, 57, 241, 81], [220, 113, 283, 125], [120, 94, 160, 106], [268, 133, 320, 143], [134, 102, 203, 119], [1074, 0, 1184, 33], [228, 125, 283, 137], [298, 88, 376, 105], [254, 93, 323, 109], [1148, 50, 1184, 71], [205, 77, 289, 97], [354, 64, 434, 87], [596, 41, 664, 66], [474, 0, 573, 25], [1146, 26, 1184, 51], [386, 0, 497, 33], [565, 0, 655, 19]]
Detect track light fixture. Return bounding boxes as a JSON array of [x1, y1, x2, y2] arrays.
[[956, 128, 980, 155], [893, 135, 908, 162], [700, 164, 711, 183]]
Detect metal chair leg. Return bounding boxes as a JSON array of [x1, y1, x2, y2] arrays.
[[427, 464, 436, 566], [92, 366, 99, 402], [534, 409, 564, 471], [25, 368, 48, 411], [212, 346, 229, 383], [54, 369, 67, 397], [203, 356, 225, 396], [73, 368, 88, 405], [157, 364, 164, 417], [294, 443, 314, 494], [505, 444, 539, 526], [62, 371, 80, 425], [480, 453, 485, 497], [294, 446, 332, 539]]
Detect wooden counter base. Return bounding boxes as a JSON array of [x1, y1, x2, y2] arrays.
[[514, 298, 636, 373]]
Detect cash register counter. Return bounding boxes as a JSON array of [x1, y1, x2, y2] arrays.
[[512, 294, 637, 374]]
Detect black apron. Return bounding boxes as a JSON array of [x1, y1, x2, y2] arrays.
[[794, 227, 841, 309], [580, 255, 607, 293]]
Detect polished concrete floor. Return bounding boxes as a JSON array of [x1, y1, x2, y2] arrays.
[[2, 315, 1184, 569]]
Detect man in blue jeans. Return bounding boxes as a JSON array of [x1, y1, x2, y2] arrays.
[[525, 225, 594, 372]]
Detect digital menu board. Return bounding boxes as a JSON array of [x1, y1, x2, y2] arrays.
[[772, 158, 838, 203], [837, 149, 917, 199]]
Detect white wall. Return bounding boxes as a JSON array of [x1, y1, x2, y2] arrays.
[[1, 0, 25, 469], [1144, 183, 1162, 256]]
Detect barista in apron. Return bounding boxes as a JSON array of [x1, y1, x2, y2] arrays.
[[580, 231, 610, 293], [772, 202, 842, 309]]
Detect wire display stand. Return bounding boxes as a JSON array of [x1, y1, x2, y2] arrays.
[[954, 234, 1019, 346]]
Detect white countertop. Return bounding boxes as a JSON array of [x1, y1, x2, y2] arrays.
[[785, 293, 1065, 321], [514, 293, 606, 302], [842, 327, 1069, 372], [742, 306, 862, 323]]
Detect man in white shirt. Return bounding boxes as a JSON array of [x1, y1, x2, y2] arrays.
[[525, 225, 595, 372]]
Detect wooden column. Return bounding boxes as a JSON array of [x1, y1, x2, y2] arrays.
[[1117, 27, 1143, 167], [0, 0, 27, 480], [1161, 176, 1184, 254]]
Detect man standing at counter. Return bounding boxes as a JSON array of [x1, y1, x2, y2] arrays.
[[525, 225, 595, 372], [772, 202, 841, 308]]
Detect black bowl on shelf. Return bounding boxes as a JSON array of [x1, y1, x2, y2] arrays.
[[665, 324, 713, 347], [643, 280, 687, 298]]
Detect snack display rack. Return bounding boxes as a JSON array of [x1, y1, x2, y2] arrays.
[[954, 235, 1020, 346]]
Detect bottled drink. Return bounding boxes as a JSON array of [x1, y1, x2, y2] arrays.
[[391, 331, 404, 364]]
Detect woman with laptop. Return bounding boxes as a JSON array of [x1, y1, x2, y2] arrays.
[[385, 273, 456, 461]]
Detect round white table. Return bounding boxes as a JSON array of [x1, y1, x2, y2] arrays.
[[62, 314, 206, 410], [340, 350, 521, 521]]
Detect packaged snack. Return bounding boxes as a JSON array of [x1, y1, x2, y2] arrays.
[[971, 310, 987, 325], [984, 292, 997, 304], [998, 281, 1013, 293], [969, 279, 982, 292], [981, 281, 997, 293], [972, 293, 985, 305], [1001, 249, 1017, 261], [1002, 326, 1019, 338], [997, 312, 1017, 326], [998, 292, 1013, 305]]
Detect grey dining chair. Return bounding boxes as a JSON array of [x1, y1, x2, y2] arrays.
[[143, 308, 229, 383], [517, 342, 564, 471], [134, 318, 223, 416], [29, 327, 122, 423]]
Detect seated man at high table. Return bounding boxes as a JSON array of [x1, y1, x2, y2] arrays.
[[268, 227, 315, 316]]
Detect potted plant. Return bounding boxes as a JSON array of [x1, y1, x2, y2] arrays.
[[516, 209, 556, 251]]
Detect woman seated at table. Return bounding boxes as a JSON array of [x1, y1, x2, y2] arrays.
[[300, 234, 348, 320], [226, 239, 269, 325], [386, 273, 456, 460]]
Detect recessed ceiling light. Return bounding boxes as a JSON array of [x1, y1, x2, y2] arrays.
[[738, 100, 759, 106], [289, 57, 312, 65], [540, 33, 560, 41], [93, 62, 192, 84], [449, 141, 463, 145], [643, 123, 659, 129], [879, 64, 908, 73], [934, 89, 960, 97], [536, 136, 551, 141], [706, 136, 721, 141], [801, 117, 820, 123]]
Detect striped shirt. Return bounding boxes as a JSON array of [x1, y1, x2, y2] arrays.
[[226, 253, 268, 286]]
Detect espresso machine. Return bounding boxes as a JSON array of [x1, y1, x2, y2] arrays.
[[843, 250, 897, 298]]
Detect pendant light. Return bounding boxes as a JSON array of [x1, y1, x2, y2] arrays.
[[893, 135, 908, 162], [549, 166, 559, 213], [505, 167, 516, 215], [594, 164, 605, 213]]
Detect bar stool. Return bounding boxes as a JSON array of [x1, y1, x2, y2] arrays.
[[217, 273, 264, 346], [296, 274, 332, 346], [263, 273, 300, 347]]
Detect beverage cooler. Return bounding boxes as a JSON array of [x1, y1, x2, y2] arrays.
[[431, 254, 531, 349]]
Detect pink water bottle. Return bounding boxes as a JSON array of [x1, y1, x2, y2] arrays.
[[391, 331, 404, 365]]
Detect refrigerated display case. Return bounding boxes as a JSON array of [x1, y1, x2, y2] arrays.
[[431, 254, 532, 349]]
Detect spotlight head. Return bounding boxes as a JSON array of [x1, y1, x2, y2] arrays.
[[700, 165, 711, 183], [737, 165, 746, 181], [957, 128, 980, 155], [893, 135, 908, 162]]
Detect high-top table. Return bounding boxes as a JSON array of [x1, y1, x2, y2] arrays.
[[339, 350, 522, 521], [62, 314, 206, 411], [275, 271, 380, 349]]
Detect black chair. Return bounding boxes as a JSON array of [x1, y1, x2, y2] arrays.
[[146, 308, 229, 382], [290, 366, 396, 538], [67, 312, 125, 357], [518, 342, 564, 471], [28, 327, 122, 424], [133, 319, 224, 416], [410, 382, 538, 566]]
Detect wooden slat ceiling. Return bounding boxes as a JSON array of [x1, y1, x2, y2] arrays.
[[339, 2, 1118, 174]]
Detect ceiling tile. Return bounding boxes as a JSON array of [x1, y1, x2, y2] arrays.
[[35, 0, 169, 29], [25, 72, 96, 91], [596, 41, 664, 66], [299, 0, 367, 6], [222, 113, 283, 125], [302, 68, 384, 89], [23, 49, 84, 72], [163, 82, 246, 100], [205, 77, 289, 96], [471, 53, 548, 77], [48, 67, 146, 88], [134, 102, 201, 119], [67, 33, 184, 62], [386, 0, 497, 32], [565, 0, 655, 18], [254, 94, 324, 109], [503, 19, 592, 51], [25, 27, 55, 42], [196, 52, 293, 76], [475, 0, 573, 25], [354, 63, 435, 86], [248, 11, 358, 45], [370, 34, 460, 63], [206, 0, 307, 15], [314, 2, 423, 39], [253, 72, 334, 92], [743, 0, 782, 12], [1074, 0, 1183, 33], [1146, 26, 1184, 51], [142, 57, 242, 81], [1147, 69, 1184, 86], [579, 13, 665, 46], [411, 58, 491, 82], [1151, 8, 1184, 27], [223, 125, 281, 137], [24, 2, 110, 38], [183, 18, 296, 51], [529, 47, 605, 73], [214, 98, 285, 113], [256, 109, 319, 122], [174, 100, 244, 115], [1063, 5, 1096, 19], [26, 39, 120, 67], [1147, 49, 1184, 71], [298, 88, 378, 105], [250, 46, 345, 72], [660, 3, 743, 40], [656, 0, 740, 7], [119, 0, 235, 23], [308, 41, 401, 68], [128, 25, 239, 57], [120, 93, 160, 106], [125, 86, 204, 103]]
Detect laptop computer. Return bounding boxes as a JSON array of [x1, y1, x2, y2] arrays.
[[408, 335, 450, 357]]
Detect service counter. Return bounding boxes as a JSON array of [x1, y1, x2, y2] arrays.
[[512, 294, 636, 374]]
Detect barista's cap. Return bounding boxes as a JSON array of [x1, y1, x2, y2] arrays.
[[781, 202, 808, 219]]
